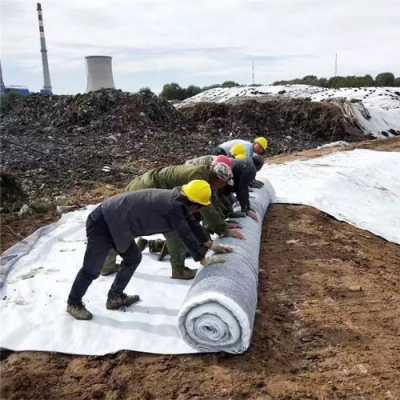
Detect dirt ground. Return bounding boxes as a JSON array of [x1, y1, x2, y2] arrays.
[[1, 139, 400, 399], [1, 205, 399, 400]]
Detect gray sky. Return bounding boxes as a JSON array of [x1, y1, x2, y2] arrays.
[[1, 0, 399, 94]]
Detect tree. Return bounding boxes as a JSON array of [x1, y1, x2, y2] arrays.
[[394, 77, 400, 87], [302, 75, 319, 85], [159, 83, 185, 100], [375, 72, 395, 87], [202, 84, 221, 91], [185, 85, 202, 98], [221, 81, 240, 88]]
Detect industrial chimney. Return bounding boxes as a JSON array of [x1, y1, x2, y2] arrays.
[[85, 56, 115, 92], [0, 60, 5, 95], [36, 3, 52, 95]]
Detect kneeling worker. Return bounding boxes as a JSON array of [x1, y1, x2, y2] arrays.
[[215, 136, 269, 158], [67, 180, 230, 320]]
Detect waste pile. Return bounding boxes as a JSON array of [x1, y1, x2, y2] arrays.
[[1, 89, 366, 205], [180, 97, 367, 155]]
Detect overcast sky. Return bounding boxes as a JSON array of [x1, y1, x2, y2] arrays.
[[1, 0, 399, 94]]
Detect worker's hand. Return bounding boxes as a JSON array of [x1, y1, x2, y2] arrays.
[[247, 210, 259, 222], [200, 255, 226, 267], [226, 221, 242, 229], [255, 179, 264, 188], [211, 243, 233, 254], [230, 211, 247, 219], [225, 228, 246, 240], [250, 180, 264, 189]]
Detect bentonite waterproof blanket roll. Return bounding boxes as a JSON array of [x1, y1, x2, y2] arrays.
[[178, 182, 275, 353]]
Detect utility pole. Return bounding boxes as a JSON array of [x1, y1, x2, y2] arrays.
[[334, 53, 338, 77], [251, 60, 255, 85]]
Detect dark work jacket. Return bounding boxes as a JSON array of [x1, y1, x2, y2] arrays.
[[101, 188, 209, 260], [232, 159, 256, 212]]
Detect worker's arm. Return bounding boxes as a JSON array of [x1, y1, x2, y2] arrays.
[[200, 205, 228, 236], [235, 163, 256, 213], [168, 206, 208, 262]]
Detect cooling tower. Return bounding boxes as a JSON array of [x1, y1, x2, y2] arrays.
[[85, 56, 115, 92]]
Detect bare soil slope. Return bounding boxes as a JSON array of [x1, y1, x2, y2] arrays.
[[1, 138, 399, 400]]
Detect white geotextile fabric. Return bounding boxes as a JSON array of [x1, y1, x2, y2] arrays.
[[0, 185, 274, 355], [178, 183, 274, 353], [259, 149, 400, 244]]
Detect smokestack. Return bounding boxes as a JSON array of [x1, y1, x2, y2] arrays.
[[0, 60, 5, 95], [36, 3, 52, 95], [85, 56, 115, 92]]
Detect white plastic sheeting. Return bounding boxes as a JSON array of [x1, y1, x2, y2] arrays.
[[0, 185, 274, 355], [259, 149, 400, 244], [178, 183, 274, 353], [177, 85, 400, 138]]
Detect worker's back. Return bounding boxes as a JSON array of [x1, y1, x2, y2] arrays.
[[218, 139, 253, 158], [151, 164, 212, 188]]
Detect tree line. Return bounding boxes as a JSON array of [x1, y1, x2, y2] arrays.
[[273, 72, 400, 88], [160, 72, 400, 101], [160, 81, 240, 101]]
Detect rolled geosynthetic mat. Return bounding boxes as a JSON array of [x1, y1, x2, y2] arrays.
[[178, 182, 275, 353]]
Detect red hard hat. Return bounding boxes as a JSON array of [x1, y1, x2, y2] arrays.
[[214, 155, 234, 169]]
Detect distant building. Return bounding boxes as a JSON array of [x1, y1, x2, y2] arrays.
[[4, 86, 30, 96]]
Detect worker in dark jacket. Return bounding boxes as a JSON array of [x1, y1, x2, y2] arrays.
[[67, 180, 231, 321], [183, 154, 259, 221], [101, 162, 242, 280]]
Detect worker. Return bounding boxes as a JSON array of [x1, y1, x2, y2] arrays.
[[215, 136, 269, 158], [185, 154, 234, 168], [101, 161, 243, 280], [230, 143, 248, 160], [185, 153, 260, 220], [67, 180, 232, 321]]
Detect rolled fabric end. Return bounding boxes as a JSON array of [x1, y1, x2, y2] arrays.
[[178, 292, 251, 353]]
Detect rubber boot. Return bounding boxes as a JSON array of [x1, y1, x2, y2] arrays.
[[158, 242, 169, 261], [100, 249, 120, 276], [136, 237, 148, 252], [148, 239, 166, 253]]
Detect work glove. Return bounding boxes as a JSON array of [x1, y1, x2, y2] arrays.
[[211, 243, 233, 254], [225, 228, 246, 240], [247, 210, 259, 222], [200, 255, 226, 267]]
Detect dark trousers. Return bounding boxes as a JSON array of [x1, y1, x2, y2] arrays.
[[67, 206, 142, 306]]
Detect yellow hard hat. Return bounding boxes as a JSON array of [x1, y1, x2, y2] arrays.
[[255, 136, 268, 150], [234, 153, 246, 160], [181, 179, 212, 206], [230, 143, 247, 158]]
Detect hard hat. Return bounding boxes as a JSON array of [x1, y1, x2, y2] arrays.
[[212, 162, 234, 185], [254, 136, 268, 150], [214, 155, 234, 169], [230, 143, 247, 158], [234, 153, 246, 161], [181, 180, 212, 206]]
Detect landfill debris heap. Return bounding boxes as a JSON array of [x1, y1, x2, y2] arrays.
[[0, 89, 366, 205]]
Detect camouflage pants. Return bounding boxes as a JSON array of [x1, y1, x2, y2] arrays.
[[101, 233, 188, 275]]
